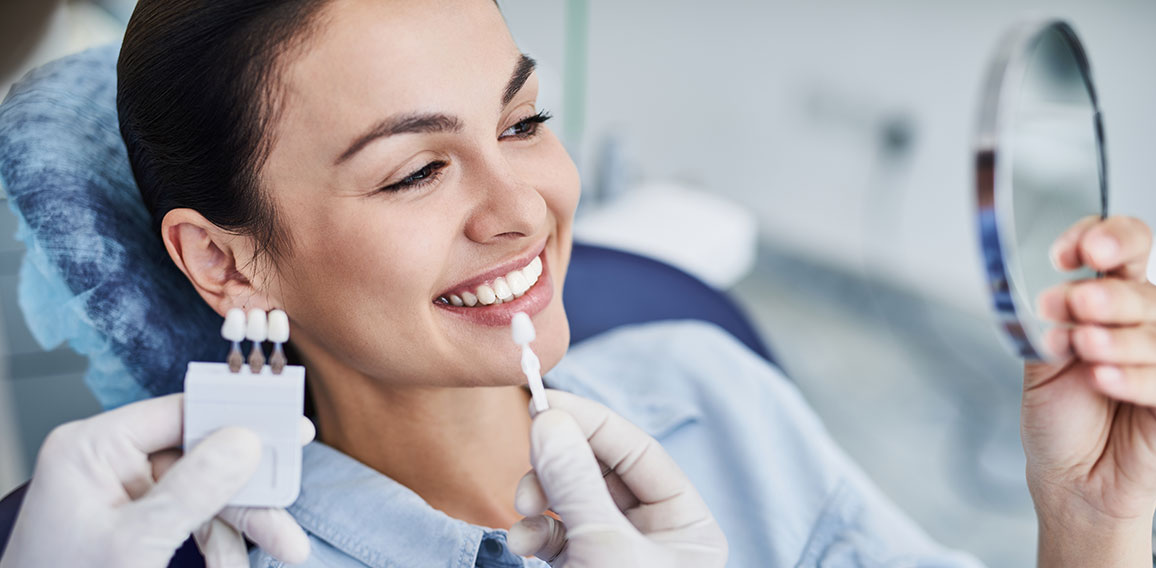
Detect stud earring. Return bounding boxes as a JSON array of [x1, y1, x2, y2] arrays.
[[246, 309, 267, 373], [268, 309, 290, 375], [222, 308, 246, 373]]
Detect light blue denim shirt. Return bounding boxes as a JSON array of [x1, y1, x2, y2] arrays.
[[251, 320, 985, 567]]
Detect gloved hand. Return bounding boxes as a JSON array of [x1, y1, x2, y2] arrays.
[[0, 393, 313, 568], [508, 390, 727, 567]]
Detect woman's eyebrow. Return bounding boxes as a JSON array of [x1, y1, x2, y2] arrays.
[[335, 113, 463, 165], [334, 53, 537, 166], [502, 53, 537, 108]]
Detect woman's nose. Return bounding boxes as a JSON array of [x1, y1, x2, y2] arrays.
[[463, 157, 547, 243]]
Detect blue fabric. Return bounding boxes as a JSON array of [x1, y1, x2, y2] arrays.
[[0, 44, 226, 409], [250, 321, 982, 568]]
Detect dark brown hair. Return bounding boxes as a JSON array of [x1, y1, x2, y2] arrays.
[[117, 0, 332, 259]]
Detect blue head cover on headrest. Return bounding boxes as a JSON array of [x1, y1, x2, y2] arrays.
[[0, 45, 226, 409]]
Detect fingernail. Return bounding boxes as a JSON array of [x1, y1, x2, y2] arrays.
[[1036, 288, 1064, 322], [1083, 327, 1111, 348], [1044, 328, 1070, 358], [1049, 243, 1064, 270], [1077, 285, 1108, 314], [1089, 235, 1118, 264], [1095, 365, 1122, 386]]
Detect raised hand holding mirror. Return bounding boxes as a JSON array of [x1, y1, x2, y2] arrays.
[[975, 20, 1107, 361]]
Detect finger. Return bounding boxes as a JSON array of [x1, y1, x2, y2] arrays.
[[514, 470, 548, 517], [1050, 215, 1100, 271], [124, 427, 261, 538], [1042, 326, 1074, 361], [529, 408, 631, 531], [62, 394, 184, 499], [1075, 216, 1152, 280], [85, 393, 185, 455], [299, 417, 316, 446], [515, 465, 638, 518], [508, 515, 569, 562], [1039, 279, 1156, 326], [543, 390, 711, 533], [1089, 365, 1156, 406], [194, 517, 249, 568], [216, 506, 310, 564], [1071, 324, 1156, 365]]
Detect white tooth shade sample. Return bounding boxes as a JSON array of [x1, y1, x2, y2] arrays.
[[222, 308, 246, 342], [268, 309, 290, 343], [246, 309, 268, 342], [511, 312, 536, 344]]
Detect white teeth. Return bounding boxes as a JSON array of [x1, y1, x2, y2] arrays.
[[526, 256, 542, 280], [439, 254, 545, 309], [507, 271, 529, 297], [493, 277, 513, 301], [476, 284, 497, 305]]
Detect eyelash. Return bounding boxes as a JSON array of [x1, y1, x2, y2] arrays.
[[376, 110, 553, 194]]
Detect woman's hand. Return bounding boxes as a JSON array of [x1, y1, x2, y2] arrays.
[[1022, 215, 1156, 566]]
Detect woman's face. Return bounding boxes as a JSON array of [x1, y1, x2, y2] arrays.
[[256, 0, 579, 387]]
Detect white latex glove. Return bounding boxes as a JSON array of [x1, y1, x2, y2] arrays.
[[0, 393, 313, 568], [508, 390, 727, 567]]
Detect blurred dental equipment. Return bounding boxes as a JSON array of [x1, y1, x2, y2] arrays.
[[574, 181, 757, 289], [512, 312, 549, 413]]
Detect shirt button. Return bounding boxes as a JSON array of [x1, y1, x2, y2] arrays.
[[482, 537, 504, 557]]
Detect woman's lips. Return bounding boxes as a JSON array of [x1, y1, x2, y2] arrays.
[[434, 239, 547, 301], [433, 251, 554, 327]]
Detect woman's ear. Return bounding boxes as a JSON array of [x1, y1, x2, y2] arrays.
[[160, 208, 277, 316]]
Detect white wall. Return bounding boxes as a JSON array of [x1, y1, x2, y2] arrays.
[[502, 0, 1156, 313]]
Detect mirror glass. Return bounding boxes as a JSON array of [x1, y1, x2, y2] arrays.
[[975, 21, 1107, 360]]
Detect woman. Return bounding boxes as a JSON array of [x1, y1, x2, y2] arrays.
[[117, 0, 1156, 566]]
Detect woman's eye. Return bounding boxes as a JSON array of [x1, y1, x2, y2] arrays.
[[500, 110, 553, 140], [377, 160, 447, 193]]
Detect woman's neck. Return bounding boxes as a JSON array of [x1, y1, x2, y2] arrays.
[[307, 365, 534, 530]]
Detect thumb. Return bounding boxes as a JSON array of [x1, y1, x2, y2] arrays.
[[122, 427, 262, 546], [529, 409, 630, 533]]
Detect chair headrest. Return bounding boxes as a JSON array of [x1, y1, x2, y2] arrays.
[[0, 45, 225, 409]]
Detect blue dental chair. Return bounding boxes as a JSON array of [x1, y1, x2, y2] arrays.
[[0, 45, 773, 566]]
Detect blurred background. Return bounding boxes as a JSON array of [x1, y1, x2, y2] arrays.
[[1, 1, 1154, 566]]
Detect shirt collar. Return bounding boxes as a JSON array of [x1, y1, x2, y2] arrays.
[[290, 442, 500, 568]]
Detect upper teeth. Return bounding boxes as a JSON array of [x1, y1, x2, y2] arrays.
[[441, 255, 542, 308]]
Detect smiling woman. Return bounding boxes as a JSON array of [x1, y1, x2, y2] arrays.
[[109, 0, 1156, 567]]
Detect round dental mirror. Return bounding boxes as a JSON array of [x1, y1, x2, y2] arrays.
[[975, 20, 1107, 361]]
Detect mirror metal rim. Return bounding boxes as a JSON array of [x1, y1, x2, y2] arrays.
[[974, 19, 1108, 360]]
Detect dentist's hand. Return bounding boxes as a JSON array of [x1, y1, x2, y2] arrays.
[[508, 390, 727, 567], [0, 394, 312, 568]]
